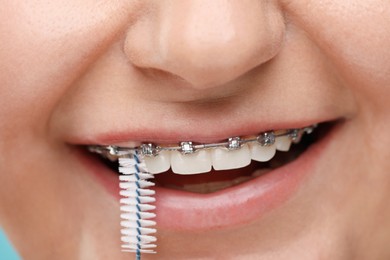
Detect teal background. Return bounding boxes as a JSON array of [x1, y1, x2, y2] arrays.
[[0, 230, 20, 260]]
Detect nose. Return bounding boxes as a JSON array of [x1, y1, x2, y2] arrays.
[[124, 0, 286, 89]]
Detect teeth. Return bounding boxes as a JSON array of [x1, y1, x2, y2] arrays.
[[143, 141, 289, 174], [275, 136, 292, 152], [93, 126, 315, 175], [250, 143, 276, 162], [144, 151, 171, 174], [171, 149, 212, 174], [144, 144, 271, 174], [211, 145, 251, 170]]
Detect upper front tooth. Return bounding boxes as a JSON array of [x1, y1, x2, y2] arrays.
[[212, 145, 251, 170], [171, 149, 212, 174], [144, 151, 171, 174], [250, 143, 276, 162], [275, 136, 292, 152]]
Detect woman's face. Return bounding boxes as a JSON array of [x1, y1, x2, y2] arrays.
[[1, 1, 390, 259]]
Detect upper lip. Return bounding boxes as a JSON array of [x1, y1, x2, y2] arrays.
[[68, 117, 335, 146]]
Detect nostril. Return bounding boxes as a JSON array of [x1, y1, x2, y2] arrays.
[[140, 68, 188, 84]]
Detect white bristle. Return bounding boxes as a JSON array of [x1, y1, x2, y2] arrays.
[[119, 180, 155, 190], [122, 243, 157, 249], [120, 204, 156, 212], [119, 174, 154, 182], [121, 234, 157, 244], [119, 187, 155, 196], [118, 158, 147, 170], [120, 196, 156, 204], [121, 219, 156, 228], [121, 212, 156, 221], [119, 154, 157, 255], [121, 227, 157, 235], [119, 167, 146, 175], [137, 180, 155, 188], [122, 249, 157, 254], [118, 157, 145, 166], [119, 167, 154, 177], [119, 179, 155, 188]]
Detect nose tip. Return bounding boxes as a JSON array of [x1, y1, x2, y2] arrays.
[[125, 1, 286, 89], [161, 22, 284, 88]]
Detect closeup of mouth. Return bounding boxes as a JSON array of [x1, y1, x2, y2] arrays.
[[77, 120, 338, 230]]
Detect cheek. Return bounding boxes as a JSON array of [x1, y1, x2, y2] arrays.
[[283, 0, 390, 177], [0, 1, 133, 137], [0, 1, 133, 204], [286, 0, 390, 114]]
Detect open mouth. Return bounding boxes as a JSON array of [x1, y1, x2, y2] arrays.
[[78, 120, 338, 230], [87, 122, 332, 194]]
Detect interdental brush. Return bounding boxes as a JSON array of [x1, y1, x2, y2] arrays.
[[118, 151, 157, 260]]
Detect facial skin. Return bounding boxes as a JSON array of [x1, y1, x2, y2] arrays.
[[1, 0, 390, 259]]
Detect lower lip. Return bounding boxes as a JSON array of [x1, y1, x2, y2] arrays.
[[77, 126, 335, 231]]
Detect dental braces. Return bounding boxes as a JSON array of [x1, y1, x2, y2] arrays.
[[88, 125, 317, 159]]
